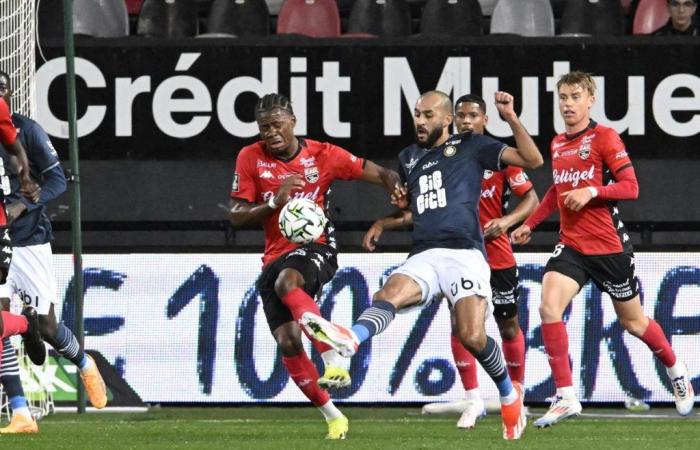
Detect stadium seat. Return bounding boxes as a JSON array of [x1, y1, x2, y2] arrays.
[[633, 0, 671, 34], [560, 0, 625, 36], [478, 0, 499, 16], [276, 0, 341, 37], [137, 0, 199, 38], [207, 0, 270, 37], [420, 0, 483, 36], [620, 0, 632, 14], [490, 0, 554, 36], [125, 0, 145, 15], [73, 0, 129, 37], [348, 0, 412, 37]]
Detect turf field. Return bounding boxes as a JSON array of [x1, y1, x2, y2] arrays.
[[4, 407, 700, 449]]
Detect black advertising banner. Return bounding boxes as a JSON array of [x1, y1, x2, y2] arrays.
[[37, 37, 700, 160]]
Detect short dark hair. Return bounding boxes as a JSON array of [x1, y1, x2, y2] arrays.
[[256, 93, 294, 117], [455, 94, 486, 114]]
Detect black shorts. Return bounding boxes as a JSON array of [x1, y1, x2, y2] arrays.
[[256, 243, 338, 332], [544, 244, 638, 302], [0, 227, 11, 279], [491, 266, 519, 320]]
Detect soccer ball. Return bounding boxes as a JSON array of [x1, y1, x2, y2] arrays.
[[278, 198, 327, 244]]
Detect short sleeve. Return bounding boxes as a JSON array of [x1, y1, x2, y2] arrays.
[[503, 166, 533, 197], [0, 99, 16, 146], [230, 148, 257, 203], [599, 128, 633, 175], [474, 134, 507, 172], [327, 144, 364, 180]]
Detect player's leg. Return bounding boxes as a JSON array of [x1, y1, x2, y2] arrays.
[[449, 309, 484, 428], [301, 253, 430, 357], [492, 267, 525, 385], [534, 246, 587, 428]]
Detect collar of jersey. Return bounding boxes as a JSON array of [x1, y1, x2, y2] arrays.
[[564, 119, 597, 141], [268, 137, 307, 162]]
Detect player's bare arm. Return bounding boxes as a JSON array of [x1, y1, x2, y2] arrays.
[[362, 210, 413, 251], [5, 140, 40, 203], [359, 160, 403, 195], [229, 174, 305, 226], [494, 92, 544, 170], [484, 189, 539, 239]]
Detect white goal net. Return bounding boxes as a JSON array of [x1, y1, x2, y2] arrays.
[[0, 0, 36, 117]]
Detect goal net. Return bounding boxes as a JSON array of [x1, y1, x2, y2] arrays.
[[0, 0, 36, 117]]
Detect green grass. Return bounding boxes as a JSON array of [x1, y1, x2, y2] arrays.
[[2, 407, 699, 450]]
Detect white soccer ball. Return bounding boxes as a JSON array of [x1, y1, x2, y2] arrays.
[[278, 198, 327, 244]]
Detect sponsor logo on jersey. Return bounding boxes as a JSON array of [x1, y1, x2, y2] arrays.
[[416, 170, 447, 214], [422, 160, 438, 171], [552, 141, 567, 149], [300, 156, 316, 168], [510, 172, 528, 186], [260, 170, 274, 179], [552, 164, 595, 187], [483, 170, 494, 180], [232, 173, 240, 192], [446, 139, 462, 146], [481, 185, 496, 198], [405, 157, 419, 173], [443, 145, 457, 157], [304, 167, 319, 183], [350, 155, 358, 162], [257, 160, 276, 168], [615, 150, 628, 159]]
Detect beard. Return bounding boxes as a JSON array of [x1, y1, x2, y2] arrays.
[[414, 126, 443, 148]]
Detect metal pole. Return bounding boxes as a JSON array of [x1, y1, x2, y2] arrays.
[[62, 0, 86, 414]]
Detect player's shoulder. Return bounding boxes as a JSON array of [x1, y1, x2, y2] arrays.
[[592, 122, 620, 139], [12, 113, 40, 133], [592, 122, 625, 150], [237, 141, 266, 160], [301, 138, 348, 156]]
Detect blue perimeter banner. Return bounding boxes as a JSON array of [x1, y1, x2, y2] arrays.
[[51, 252, 699, 404]]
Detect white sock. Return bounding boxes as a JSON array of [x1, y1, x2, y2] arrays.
[[318, 400, 344, 421], [556, 386, 577, 399], [500, 389, 518, 406], [321, 350, 343, 369], [13, 407, 32, 420], [667, 361, 686, 379], [464, 388, 482, 402]]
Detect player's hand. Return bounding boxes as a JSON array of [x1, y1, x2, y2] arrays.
[[560, 188, 593, 212], [19, 177, 41, 203], [391, 183, 409, 209], [362, 222, 384, 252], [5, 201, 27, 225], [483, 217, 511, 240], [510, 224, 532, 245], [273, 174, 306, 206], [494, 91, 516, 120]]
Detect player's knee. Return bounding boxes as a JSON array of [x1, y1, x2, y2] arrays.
[[457, 329, 486, 354], [372, 288, 401, 308], [274, 332, 304, 356], [619, 316, 647, 337], [497, 318, 520, 341], [274, 269, 304, 298], [538, 302, 562, 322]]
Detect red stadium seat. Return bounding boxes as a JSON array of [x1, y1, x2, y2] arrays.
[[125, 0, 145, 15], [276, 0, 341, 37], [633, 0, 671, 34], [620, 0, 632, 14]]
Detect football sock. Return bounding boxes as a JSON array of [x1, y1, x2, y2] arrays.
[[351, 300, 396, 343], [318, 401, 344, 421], [450, 334, 479, 391], [282, 353, 330, 407], [282, 288, 320, 323], [49, 323, 87, 369], [639, 318, 677, 368], [0, 338, 29, 418], [502, 328, 526, 384], [542, 322, 573, 389], [472, 335, 514, 402], [0, 312, 28, 338]]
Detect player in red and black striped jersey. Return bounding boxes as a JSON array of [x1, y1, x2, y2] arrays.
[[512, 71, 694, 427], [229, 93, 400, 440], [375, 94, 540, 429]]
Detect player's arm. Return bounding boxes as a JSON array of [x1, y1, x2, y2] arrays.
[[511, 185, 558, 245], [484, 188, 539, 239], [492, 92, 544, 170], [362, 209, 413, 251], [229, 174, 305, 227], [358, 160, 403, 195], [0, 102, 39, 203]]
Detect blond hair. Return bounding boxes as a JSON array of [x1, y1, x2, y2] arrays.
[[557, 71, 596, 96]]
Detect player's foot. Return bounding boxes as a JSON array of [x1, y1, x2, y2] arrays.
[[668, 362, 695, 416], [0, 414, 38, 434], [21, 307, 46, 366], [80, 355, 108, 409], [501, 382, 526, 440], [422, 399, 470, 415], [457, 398, 486, 429], [300, 312, 359, 357], [318, 365, 351, 390], [325, 415, 348, 440], [533, 394, 582, 428]]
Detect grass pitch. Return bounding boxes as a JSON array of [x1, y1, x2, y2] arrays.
[[3, 407, 699, 450]]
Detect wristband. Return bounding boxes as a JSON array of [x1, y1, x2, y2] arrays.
[[267, 196, 278, 209], [587, 186, 598, 198]]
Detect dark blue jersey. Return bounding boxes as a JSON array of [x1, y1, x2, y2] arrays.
[[0, 113, 66, 246], [399, 132, 507, 256]]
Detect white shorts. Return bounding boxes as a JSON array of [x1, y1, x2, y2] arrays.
[[8, 243, 57, 315], [391, 248, 493, 313]]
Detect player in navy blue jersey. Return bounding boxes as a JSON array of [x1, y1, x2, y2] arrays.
[[302, 90, 543, 440], [0, 71, 107, 433]]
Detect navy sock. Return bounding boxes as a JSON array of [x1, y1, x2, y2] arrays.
[[53, 323, 87, 368], [473, 335, 513, 397], [351, 300, 396, 343], [0, 338, 27, 408]]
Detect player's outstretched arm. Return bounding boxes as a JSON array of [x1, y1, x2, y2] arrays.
[[484, 189, 539, 239], [363, 210, 412, 251], [359, 160, 403, 194], [493, 92, 544, 170]]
